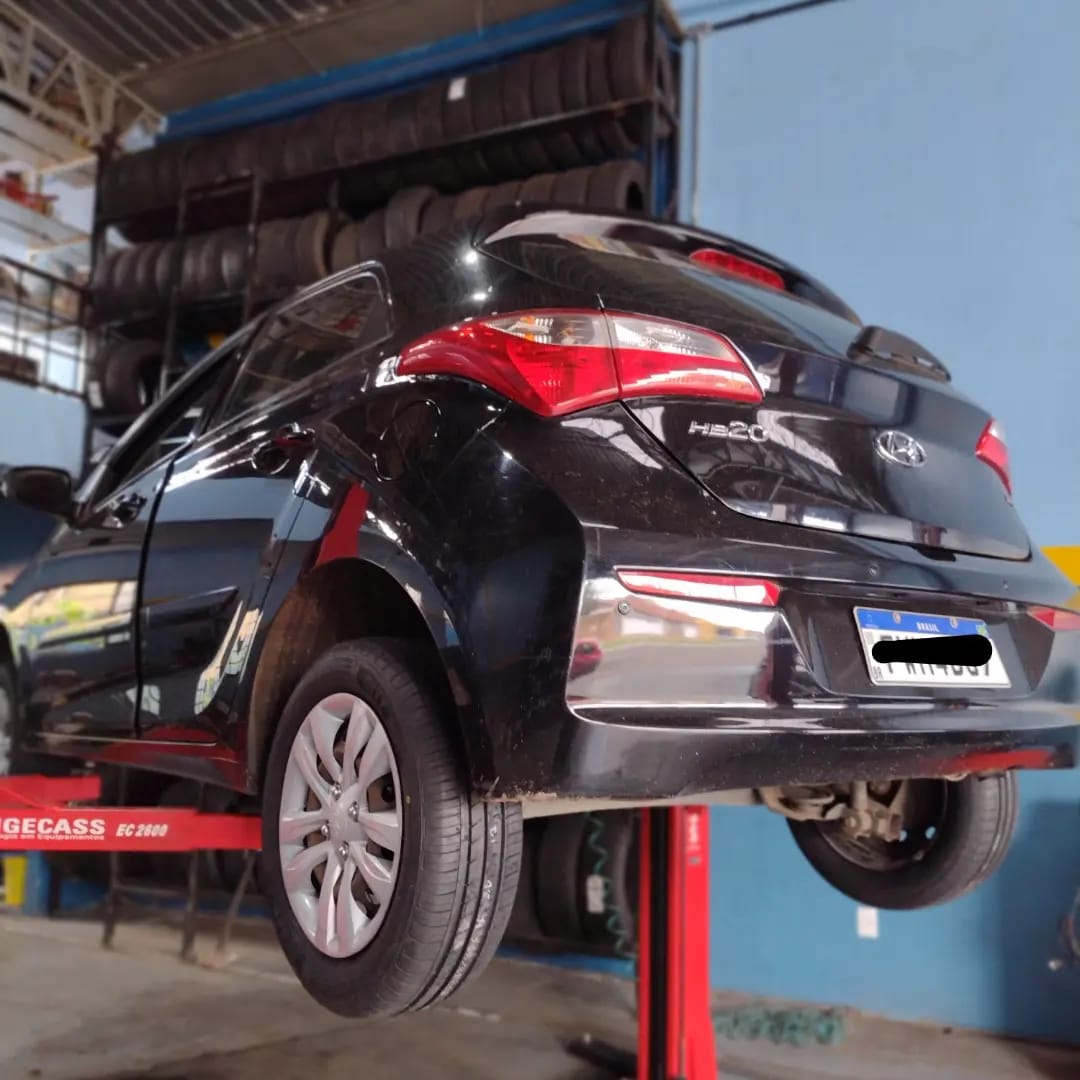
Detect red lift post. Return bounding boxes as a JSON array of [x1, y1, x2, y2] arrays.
[[2, 777, 718, 1078]]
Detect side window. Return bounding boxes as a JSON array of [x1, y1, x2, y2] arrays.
[[94, 347, 236, 502], [218, 272, 389, 422]]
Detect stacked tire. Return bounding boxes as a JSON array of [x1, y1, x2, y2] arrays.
[[505, 811, 639, 957], [97, 16, 672, 221]]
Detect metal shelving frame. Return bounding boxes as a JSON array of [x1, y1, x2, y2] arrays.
[[84, 1, 682, 425]]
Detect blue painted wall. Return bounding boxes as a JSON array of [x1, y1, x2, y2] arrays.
[[678, 0, 1080, 1042]]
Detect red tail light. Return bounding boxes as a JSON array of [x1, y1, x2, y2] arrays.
[[397, 310, 762, 417], [1028, 606, 1080, 631], [617, 568, 781, 607], [976, 419, 1011, 496], [689, 248, 786, 291]]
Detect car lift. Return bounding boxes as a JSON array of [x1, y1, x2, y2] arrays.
[[2, 777, 718, 1080]]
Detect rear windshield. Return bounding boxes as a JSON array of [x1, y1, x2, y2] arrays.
[[480, 218, 864, 359]]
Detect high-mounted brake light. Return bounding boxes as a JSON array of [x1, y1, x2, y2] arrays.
[[397, 310, 763, 417], [617, 569, 781, 607], [1028, 606, 1080, 632], [976, 419, 1011, 496], [689, 248, 786, 291]]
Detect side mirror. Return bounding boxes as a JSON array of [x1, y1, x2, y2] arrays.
[[0, 466, 74, 520]]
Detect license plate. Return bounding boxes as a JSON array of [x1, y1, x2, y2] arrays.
[[854, 607, 1011, 687]]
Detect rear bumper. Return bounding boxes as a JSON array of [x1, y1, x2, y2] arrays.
[[538, 703, 1080, 800], [489, 553, 1080, 800]]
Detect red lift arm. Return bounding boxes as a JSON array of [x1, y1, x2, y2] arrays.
[[4, 778, 718, 1078], [0, 774, 261, 851]]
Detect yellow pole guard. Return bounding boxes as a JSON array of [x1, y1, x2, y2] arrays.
[[1, 855, 27, 907]]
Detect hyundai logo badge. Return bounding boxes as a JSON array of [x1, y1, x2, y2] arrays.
[[875, 430, 927, 468]]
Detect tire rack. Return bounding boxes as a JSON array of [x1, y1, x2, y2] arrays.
[[84, 2, 682, 432]]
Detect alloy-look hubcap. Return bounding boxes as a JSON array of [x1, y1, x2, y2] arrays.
[[278, 692, 402, 958]]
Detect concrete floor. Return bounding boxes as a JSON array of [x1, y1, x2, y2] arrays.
[[1, 911, 1078, 1080]]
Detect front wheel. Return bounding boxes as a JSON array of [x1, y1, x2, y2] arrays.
[[261, 639, 521, 1018], [789, 774, 1018, 910]]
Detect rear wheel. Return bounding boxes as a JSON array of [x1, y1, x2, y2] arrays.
[[261, 639, 521, 1017], [789, 774, 1018, 909]]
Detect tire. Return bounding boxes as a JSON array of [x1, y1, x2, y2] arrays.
[[414, 81, 446, 148], [260, 639, 522, 1018], [587, 37, 613, 106], [551, 166, 592, 205], [443, 74, 476, 141], [609, 15, 676, 110], [354, 210, 388, 260], [452, 186, 491, 221], [385, 187, 437, 249], [586, 159, 646, 211], [254, 219, 298, 294], [419, 194, 457, 235], [518, 172, 558, 204], [483, 180, 522, 211], [293, 212, 330, 284], [530, 47, 563, 117], [788, 774, 1020, 910], [220, 227, 249, 293], [331, 221, 361, 272], [179, 234, 207, 302], [578, 811, 639, 950], [560, 37, 591, 111], [195, 230, 229, 298], [98, 339, 164, 414], [535, 813, 588, 942]]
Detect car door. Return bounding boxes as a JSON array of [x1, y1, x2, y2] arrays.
[[136, 269, 392, 755], [9, 347, 235, 754]]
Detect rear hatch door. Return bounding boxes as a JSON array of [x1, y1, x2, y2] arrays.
[[481, 215, 1030, 560]]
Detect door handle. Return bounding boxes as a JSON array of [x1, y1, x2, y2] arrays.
[[251, 424, 315, 475], [272, 423, 315, 449], [101, 491, 145, 529]]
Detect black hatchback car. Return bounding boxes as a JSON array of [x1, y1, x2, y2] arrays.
[[2, 208, 1078, 1017]]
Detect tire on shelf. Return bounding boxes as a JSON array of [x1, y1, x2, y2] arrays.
[[132, 241, 167, 309], [452, 186, 491, 221], [386, 90, 423, 158], [483, 180, 523, 211], [220, 227, 250, 294], [517, 172, 558, 204], [586, 159, 647, 211], [179, 234, 208, 302], [560, 37, 591, 111], [609, 15, 676, 111], [500, 54, 551, 175], [414, 80, 446, 148], [442, 73, 477, 141], [331, 221, 363, 272], [535, 813, 589, 943], [97, 339, 165, 415], [293, 212, 331, 284], [471, 67, 520, 180], [260, 638, 522, 1017], [789, 774, 1020, 910], [354, 209, 389, 261], [530, 46, 563, 117], [385, 187, 438, 249], [551, 166, 593, 205], [154, 140, 188, 206], [227, 129, 261, 179], [253, 218, 299, 294], [282, 116, 321, 180], [153, 240, 180, 303], [184, 134, 230, 191], [586, 37, 614, 106], [419, 194, 457, 235], [453, 147, 492, 188]]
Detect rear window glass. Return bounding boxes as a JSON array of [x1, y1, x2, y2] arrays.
[[482, 222, 863, 359]]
